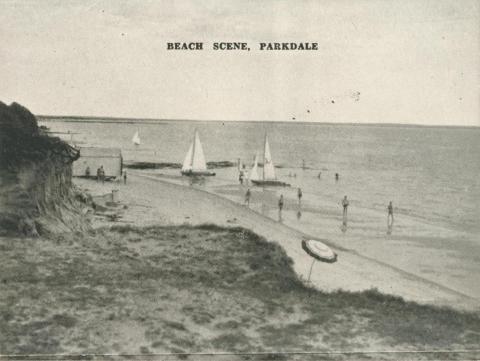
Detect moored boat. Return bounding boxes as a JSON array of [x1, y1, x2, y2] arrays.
[[181, 129, 215, 177], [251, 134, 289, 187], [132, 130, 141, 146]]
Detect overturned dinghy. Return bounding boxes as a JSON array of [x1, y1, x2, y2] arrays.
[[302, 239, 337, 263]]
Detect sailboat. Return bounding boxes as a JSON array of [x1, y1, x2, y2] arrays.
[[181, 130, 216, 176], [251, 134, 290, 187], [248, 154, 260, 183], [132, 130, 141, 146]]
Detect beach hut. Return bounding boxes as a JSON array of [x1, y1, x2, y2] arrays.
[[73, 147, 123, 179]]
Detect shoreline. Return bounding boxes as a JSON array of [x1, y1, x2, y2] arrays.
[[75, 173, 480, 312]]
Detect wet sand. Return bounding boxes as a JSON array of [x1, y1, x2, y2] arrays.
[[75, 173, 480, 312]]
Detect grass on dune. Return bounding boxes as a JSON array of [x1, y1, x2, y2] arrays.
[[0, 224, 479, 357]]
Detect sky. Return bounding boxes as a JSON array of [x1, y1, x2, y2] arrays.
[[0, 0, 479, 125]]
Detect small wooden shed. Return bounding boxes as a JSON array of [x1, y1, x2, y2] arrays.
[[73, 147, 123, 179]]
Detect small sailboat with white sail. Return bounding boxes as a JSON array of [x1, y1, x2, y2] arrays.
[[132, 130, 141, 146], [248, 154, 260, 183], [251, 134, 290, 187], [181, 129, 216, 176]]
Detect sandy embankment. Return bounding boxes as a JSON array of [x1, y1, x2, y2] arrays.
[[75, 172, 479, 312]]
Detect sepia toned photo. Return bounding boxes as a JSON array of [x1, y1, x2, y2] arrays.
[[0, 1, 479, 360]]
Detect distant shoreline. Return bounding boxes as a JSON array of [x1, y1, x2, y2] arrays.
[[37, 115, 479, 129]]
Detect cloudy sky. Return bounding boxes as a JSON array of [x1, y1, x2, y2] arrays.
[[1, 0, 479, 125]]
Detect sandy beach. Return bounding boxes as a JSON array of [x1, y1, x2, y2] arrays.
[[75, 172, 480, 312]]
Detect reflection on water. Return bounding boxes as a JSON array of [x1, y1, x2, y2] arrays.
[[296, 210, 302, 220], [261, 203, 268, 216], [189, 176, 206, 186], [387, 224, 393, 235]]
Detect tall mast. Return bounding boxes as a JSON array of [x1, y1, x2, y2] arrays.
[[263, 133, 267, 181], [190, 129, 197, 169]]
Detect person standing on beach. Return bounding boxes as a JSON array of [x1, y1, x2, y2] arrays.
[[318, 172, 321, 179], [278, 194, 284, 220], [96, 167, 101, 182], [335, 173, 339, 182], [85, 166, 90, 178], [297, 188, 303, 206], [387, 201, 394, 226], [100, 165, 105, 184], [245, 188, 251, 207], [123, 170, 127, 185], [342, 195, 349, 221]]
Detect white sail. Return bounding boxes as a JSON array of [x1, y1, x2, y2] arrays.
[[191, 130, 207, 171], [263, 135, 276, 180], [248, 154, 260, 181], [181, 142, 193, 172], [132, 131, 141, 145]]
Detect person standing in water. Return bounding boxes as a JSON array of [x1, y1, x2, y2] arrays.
[[297, 188, 303, 206], [123, 170, 127, 185], [335, 173, 339, 182], [245, 188, 251, 207], [278, 194, 284, 220], [342, 195, 349, 221], [387, 201, 394, 226]]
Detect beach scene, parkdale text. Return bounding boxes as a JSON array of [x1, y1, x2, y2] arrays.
[[1, 0, 479, 359]]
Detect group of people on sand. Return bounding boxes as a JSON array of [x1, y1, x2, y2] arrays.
[[84, 166, 128, 185], [85, 165, 106, 184], [96, 166, 105, 184]]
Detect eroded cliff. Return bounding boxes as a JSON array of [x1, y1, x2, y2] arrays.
[[0, 101, 86, 236]]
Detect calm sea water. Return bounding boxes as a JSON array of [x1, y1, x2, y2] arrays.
[[42, 119, 480, 234]]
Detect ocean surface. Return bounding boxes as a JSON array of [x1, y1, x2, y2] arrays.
[[42, 119, 479, 231], [41, 118, 480, 299]]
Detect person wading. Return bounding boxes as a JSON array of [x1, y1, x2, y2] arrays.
[[245, 188, 251, 207], [387, 201, 394, 226], [342, 195, 349, 223], [278, 194, 284, 221], [297, 187, 303, 206]]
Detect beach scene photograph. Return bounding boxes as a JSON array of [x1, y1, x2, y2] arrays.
[[0, 1, 479, 360]]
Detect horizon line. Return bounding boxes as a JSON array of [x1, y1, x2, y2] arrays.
[[36, 114, 479, 129]]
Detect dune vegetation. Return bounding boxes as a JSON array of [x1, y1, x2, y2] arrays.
[[1, 224, 479, 359]]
